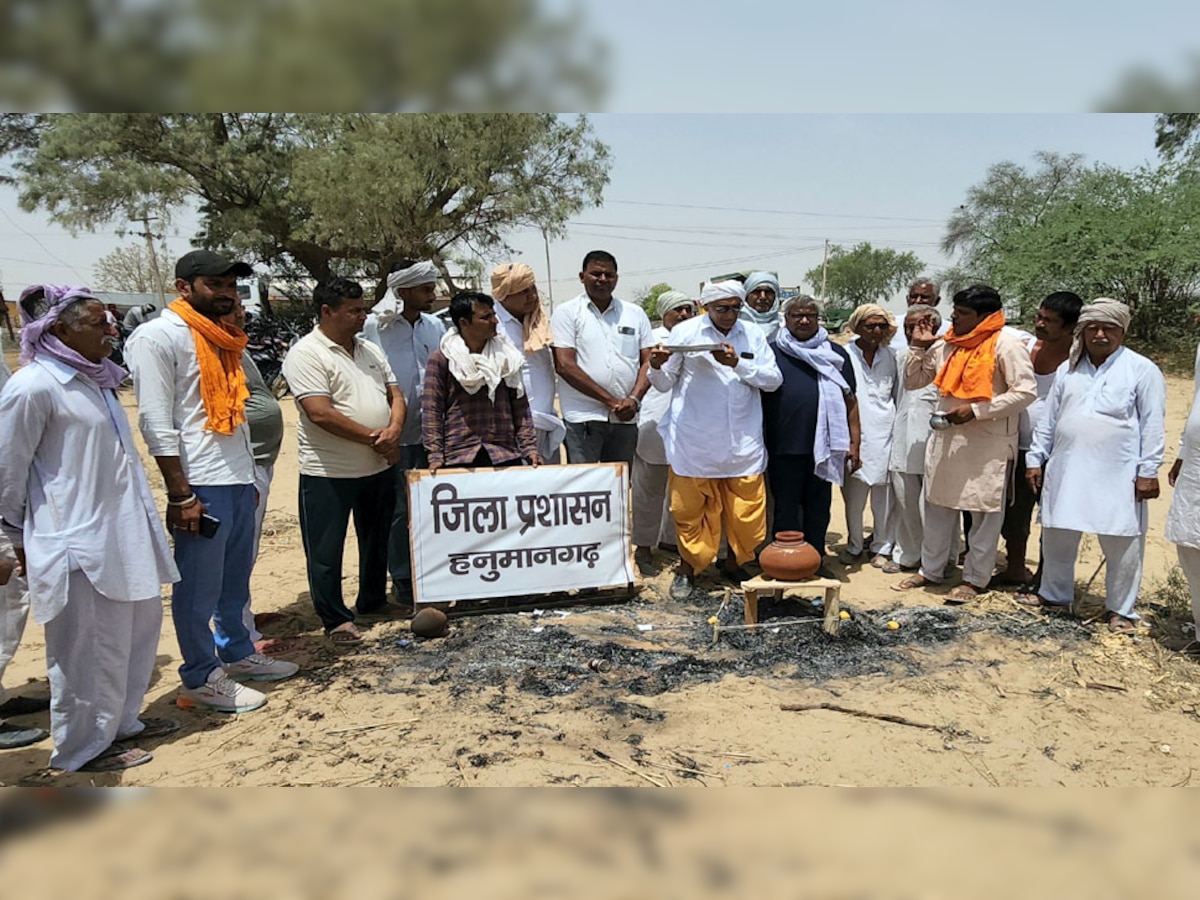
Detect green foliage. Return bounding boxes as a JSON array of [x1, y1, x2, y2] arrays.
[[1155, 114, 1200, 162], [944, 153, 1200, 344], [1, 113, 611, 296], [635, 282, 674, 320], [0, 0, 607, 111], [804, 242, 924, 310]]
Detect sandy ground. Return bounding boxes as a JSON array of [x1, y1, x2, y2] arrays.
[[2, 342, 1200, 787]]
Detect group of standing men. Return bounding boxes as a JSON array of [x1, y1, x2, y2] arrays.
[[0, 241, 1190, 773]]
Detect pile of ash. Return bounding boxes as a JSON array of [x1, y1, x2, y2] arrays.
[[380, 587, 1088, 699]]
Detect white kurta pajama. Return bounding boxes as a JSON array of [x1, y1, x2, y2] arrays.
[[633, 325, 676, 548], [887, 350, 941, 568], [0, 349, 32, 707], [1029, 346, 1166, 618], [843, 339, 898, 557], [1166, 344, 1200, 632], [648, 316, 782, 571], [0, 357, 179, 770]]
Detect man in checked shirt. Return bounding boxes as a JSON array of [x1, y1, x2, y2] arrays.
[[422, 291, 541, 474]]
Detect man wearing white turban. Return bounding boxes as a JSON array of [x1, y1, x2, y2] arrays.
[[1024, 299, 1166, 633], [363, 259, 445, 604], [649, 281, 782, 599], [739, 272, 782, 341]]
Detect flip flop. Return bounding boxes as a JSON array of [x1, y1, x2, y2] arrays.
[[944, 585, 982, 605], [328, 624, 363, 646], [79, 743, 153, 772], [891, 574, 931, 592], [254, 637, 299, 656], [1107, 614, 1137, 634], [881, 560, 914, 574], [1014, 592, 1049, 608]]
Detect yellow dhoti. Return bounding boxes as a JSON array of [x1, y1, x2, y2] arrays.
[[668, 472, 766, 573]]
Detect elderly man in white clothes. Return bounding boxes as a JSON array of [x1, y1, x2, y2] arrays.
[[0, 323, 52, 751], [551, 250, 655, 465], [884, 305, 945, 575], [1167, 340, 1200, 655], [491, 262, 564, 464], [362, 259, 445, 605], [649, 280, 783, 600], [1024, 299, 1166, 634], [632, 291, 696, 574], [0, 285, 181, 772], [840, 303, 899, 568]]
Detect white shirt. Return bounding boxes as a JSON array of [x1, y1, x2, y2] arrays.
[[636, 325, 672, 465], [1028, 346, 1166, 536], [888, 349, 939, 476], [0, 358, 179, 624], [125, 308, 256, 487], [551, 293, 654, 424], [647, 315, 782, 479], [1167, 343, 1200, 548], [495, 301, 558, 420], [362, 308, 444, 446], [283, 329, 398, 479], [846, 338, 898, 486]]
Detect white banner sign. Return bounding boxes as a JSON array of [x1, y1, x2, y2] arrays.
[[407, 463, 634, 604]]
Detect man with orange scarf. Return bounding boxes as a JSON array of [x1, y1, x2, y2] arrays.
[[127, 251, 299, 714], [892, 285, 1036, 603]]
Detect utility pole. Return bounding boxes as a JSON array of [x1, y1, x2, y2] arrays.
[[820, 239, 830, 302], [131, 213, 166, 307], [542, 227, 554, 311]]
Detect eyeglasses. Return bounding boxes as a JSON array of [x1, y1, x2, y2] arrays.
[[710, 304, 742, 314], [861, 322, 889, 331], [785, 311, 818, 321]]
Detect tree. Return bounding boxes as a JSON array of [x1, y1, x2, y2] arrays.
[[0, 0, 606, 111], [1, 113, 611, 297], [635, 282, 674, 320], [804, 242, 924, 311], [93, 242, 175, 296], [943, 154, 1200, 343], [1155, 114, 1200, 163]]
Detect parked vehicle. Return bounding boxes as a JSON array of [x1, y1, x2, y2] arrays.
[[244, 311, 300, 399]]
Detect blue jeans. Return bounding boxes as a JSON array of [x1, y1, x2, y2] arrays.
[[172, 483, 257, 689], [388, 445, 428, 586]]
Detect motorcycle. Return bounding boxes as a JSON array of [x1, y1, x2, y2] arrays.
[[244, 312, 301, 399]]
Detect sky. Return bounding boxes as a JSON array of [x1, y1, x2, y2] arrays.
[[0, 113, 1162, 317]]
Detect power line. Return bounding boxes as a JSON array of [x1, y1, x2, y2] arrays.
[[0, 206, 91, 280], [608, 199, 944, 224]]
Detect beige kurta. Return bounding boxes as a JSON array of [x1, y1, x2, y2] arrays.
[[905, 331, 1036, 513]]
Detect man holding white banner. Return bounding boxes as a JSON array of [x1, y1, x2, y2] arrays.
[[649, 280, 783, 600], [422, 291, 541, 472]]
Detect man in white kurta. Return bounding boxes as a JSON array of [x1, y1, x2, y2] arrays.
[[632, 291, 696, 573], [841, 304, 898, 566], [1165, 341, 1200, 650], [648, 281, 783, 599], [886, 305, 944, 573], [491, 263, 564, 463], [0, 288, 179, 771], [1025, 299, 1165, 631]]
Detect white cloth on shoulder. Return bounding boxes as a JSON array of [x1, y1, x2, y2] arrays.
[[775, 326, 851, 485], [440, 329, 526, 401]]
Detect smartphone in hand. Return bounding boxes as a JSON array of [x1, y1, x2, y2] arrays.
[[198, 513, 222, 539]]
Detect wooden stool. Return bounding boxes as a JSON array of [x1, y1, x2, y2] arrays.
[[740, 576, 843, 635]]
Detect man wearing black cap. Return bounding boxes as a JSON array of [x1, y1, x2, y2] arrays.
[[126, 250, 300, 714]]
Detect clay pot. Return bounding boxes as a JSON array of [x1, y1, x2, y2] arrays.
[[411, 608, 449, 638], [758, 531, 822, 581]]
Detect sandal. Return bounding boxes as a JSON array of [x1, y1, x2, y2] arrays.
[[1014, 592, 1049, 608], [944, 584, 982, 605], [881, 560, 913, 574], [328, 624, 363, 645], [254, 637, 299, 655], [1107, 613, 1137, 634], [117, 717, 180, 741], [79, 743, 153, 772], [891, 574, 932, 592]]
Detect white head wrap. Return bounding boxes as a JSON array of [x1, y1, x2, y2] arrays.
[[656, 290, 695, 317], [1070, 298, 1132, 368], [386, 260, 439, 292], [699, 280, 746, 306]]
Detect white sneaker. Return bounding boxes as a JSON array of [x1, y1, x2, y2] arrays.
[[223, 652, 300, 683], [178, 669, 267, 713]]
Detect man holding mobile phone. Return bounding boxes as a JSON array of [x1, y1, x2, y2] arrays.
[[127, 251, 299, 714]]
